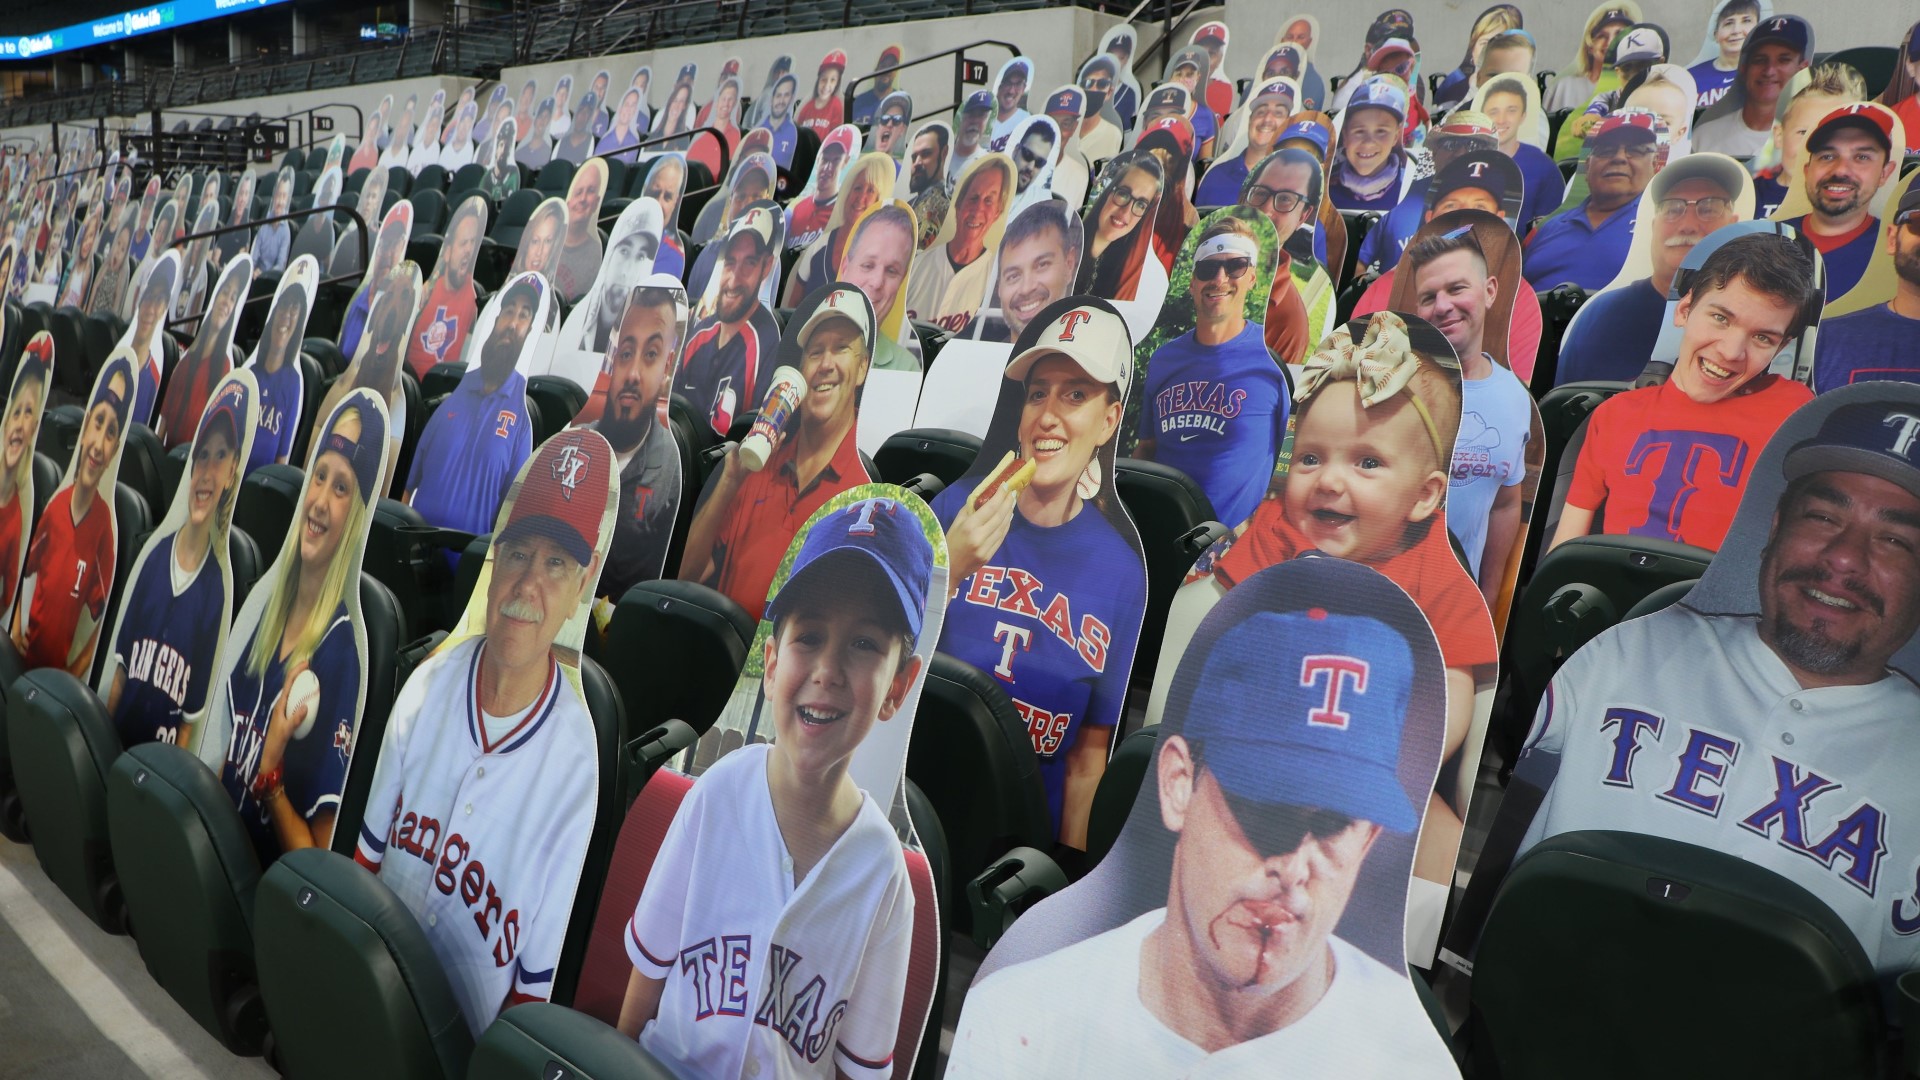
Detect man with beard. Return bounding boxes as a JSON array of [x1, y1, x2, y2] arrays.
[[1781, 104, 1899, 300], [760, 73, 801, 169], [788, 129, 854, 240], [905, 156, 1012, 324], [908, 123, 952, 249], [1557, 154, 1747, 384], [586, 286, 683, 599], [553, 163, 608, 303], [1513, 398, 1920, 982], [1524, 113, 1659, 291], [404, 275, 539, 538], [798, 50, 846, 137], [680, 285, 871, 620], [1814, 187, 1920, 390], [675, 209, 783, 435], [1012, 122, 1057, 198], [949, 91, 994, 185], [990, 59, 1033, 150], [405, 199, 486, 379]]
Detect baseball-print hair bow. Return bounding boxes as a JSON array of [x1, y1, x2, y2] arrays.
[[1294, 311, 1447, 463]]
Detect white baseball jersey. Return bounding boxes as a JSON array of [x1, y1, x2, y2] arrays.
[[1519, 607, 1920, 976], [947, 910, 1458, 1078], [625, 744, 915, 1080], [353, 636, 599, 1036]]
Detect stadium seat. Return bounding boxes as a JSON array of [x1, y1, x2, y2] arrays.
[[1470, 830, 1884, 1079], [1113, 458, 1225, 695], [407, 188, 449, 235], [47, 307, 85, 380], [385, 166, 413, 199], [526, 374, 586, 445], [904, 652, 1050, 931], [488, 188, 542, 250], [601, 578, 755, 743], [447, 163, 487, 201], [874, 427, 982, 489], [536, 159, 577, 196], [413, 163, 449, 195], [81, 314, 120, 372], [118, 424, 172, 522], [107, 574, 405, 1055], [301, 335, 348, 380], [235, 462, 303, 562], [1084, 725, 1157, 866], [251, 652, 622, 1077], [406, 234, 443, 279]]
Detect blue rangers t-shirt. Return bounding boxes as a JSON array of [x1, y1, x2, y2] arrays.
[[109, 534, 227, 749], [1688, 61, 1738, 109], [406, 367, 534, 539], [1449, 358, 1532, 578], [1813, 303, 1920, 393], [1144, 322, 1288, 528], [931, 485, 1146, 836], [220, 606, 362, 865], [248, 358, 305, 474]]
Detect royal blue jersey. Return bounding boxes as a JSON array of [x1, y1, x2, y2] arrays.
[[1524, 199, 1636, 292], [765, 118, 799, 169], [220, 605, 362, 866], [1689, 61, 1738, 109], [1144, 323, 1288, 528], [931, 486, 1146, 836], [109, 534, 227, 749], [1556, 278, 1666, 385], [248, 358, 304, 474], [407, 367, 533, 538], [1752, 172, 1788, 220], [674, 306, 782, 435], [1813, 304, 1920, 393], [339, 290, 374, 360]]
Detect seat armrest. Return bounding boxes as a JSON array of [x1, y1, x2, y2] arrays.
[[967, 846, 1069, 951]]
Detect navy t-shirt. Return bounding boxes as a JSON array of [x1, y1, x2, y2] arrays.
[[1812, 303, 1920, 392], [1786, 214, 1878, 301], [1524, 199, 1637, 291], [1143, 322, 1288, 528], [1513, 143, 1566, 232], [1555, 277, 1667, 385]]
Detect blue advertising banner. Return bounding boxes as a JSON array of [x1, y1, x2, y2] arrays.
[[4, 0, 291, 60]]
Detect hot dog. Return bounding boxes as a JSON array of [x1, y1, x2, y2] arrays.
[[972, 450, 1038, 510]]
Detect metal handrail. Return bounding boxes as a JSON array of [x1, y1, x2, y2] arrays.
[[840, 39, 1022, 133], [162, 201, 370, 329]]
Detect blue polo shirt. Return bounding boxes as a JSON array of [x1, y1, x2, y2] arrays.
[[1193, 153, 1249, 208], [1555, 277, 1667, 385], [1513, 143, 1566, 231], [1524, 198, 1637, 291], [1812, 303, 1920, 392]]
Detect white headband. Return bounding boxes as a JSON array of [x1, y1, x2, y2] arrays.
[[1195, 233, 1260, 263]]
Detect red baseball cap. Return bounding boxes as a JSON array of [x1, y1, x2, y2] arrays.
[[1807, 102, 1896, 156], [499, 429, 612, 566], [1591, 110, 1659, 145], [821, 49, 847, 70]]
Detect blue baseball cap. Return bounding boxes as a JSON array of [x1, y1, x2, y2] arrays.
[[768, 495, 935, 644], [196, 376, 249, 449], [1278, 119, 1330, 155], [316, 389, 388, 505], [962, 90, 993, 114], [1747, 15, 1811, 59], [1784, 401, 1920, 502], [1347, 75, 1408, 122], [1179, 605, 1421, 832], [91, 355, 135, 432]]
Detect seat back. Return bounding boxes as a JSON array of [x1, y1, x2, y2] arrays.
[[570, 767, 693, 1023], [7, 667, 129, 932], [448, 163, 487, 200], [1113, 458, 1217, 692], [904, 653, 1050, 928], [254, 847, 475, 1080], [602, 579, 755, 741], [468, 1001, 681, 1079], [1472, 830, 1884, 1078], [31, 451, 59, 522], [1085, 726, 1158, 867], [332, 574, 407, 853], [552, 656, 626, 1005], [92, 484, 155, 687], [119, 424, 172, 523], [536, 159, 576, 196], [234, 462, 303, 562], [413, 163, 449, 194], [874, 427, 983, 489], [408, 188, 449, 234], [526, 374, 586, 445]]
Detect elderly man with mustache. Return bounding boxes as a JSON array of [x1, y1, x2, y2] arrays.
[[1523, 112, 1660, 292]]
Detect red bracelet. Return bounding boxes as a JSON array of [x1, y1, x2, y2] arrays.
[[250, 764, 285, 803]]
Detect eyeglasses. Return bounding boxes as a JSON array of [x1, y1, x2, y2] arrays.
[[1591, 141, 1657, 161], [1244, 185, 1308, 213], [1107, 187, 1153, 215], [1656, 195, 1733, 222], [1193, 257, 1252, 281]]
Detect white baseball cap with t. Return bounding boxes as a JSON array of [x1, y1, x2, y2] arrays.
[[1003, 299, 1132, 395], [797, 284, 873, 347]]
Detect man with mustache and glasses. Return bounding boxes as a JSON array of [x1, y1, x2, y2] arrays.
[[676, 208, 783, 435], [1137, 222, 1288, 530], [1781, 104, 1900, 300], [1552, 232, 1819, 554], [1524, 112, 1660, 291], [948, 580, 1454, 1077], [1815, 187, 1920, 391], [404, 276, 540, 539], [585, 285, 683, 599], [1512, 397, 1920, 983], [1557, 154, 1748, 384]]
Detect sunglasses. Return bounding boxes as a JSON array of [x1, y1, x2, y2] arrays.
[[1244, 185, 1308, 213], [877, 114, 907, 127], [1017, 146, 1050, 167], [1898, 210, 1920, 235], [1194, 257, 1252, 281]]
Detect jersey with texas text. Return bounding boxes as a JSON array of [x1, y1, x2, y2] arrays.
[[1144, 323, 1289, 528]]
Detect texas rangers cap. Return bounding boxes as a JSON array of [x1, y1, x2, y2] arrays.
[[797, 285, 873, 351], [1806, 103, 1896, 156], [1650, 151, 1746, 201], [1146, 85, 1189, 113], [90, 355, 134, 433], [878, 44, 903, 68], [1045, 87, 1085, 118], [1595, 8, 1632, 29], [499, 272, 544, 315], [196, 377, 248, 449], [677, 63, 696, 81], [1435, 111, 1496, 139], [961, 91, 993, 114], [1278, 119, 1330, 155], [1193, 22, 1227, 45], [314, 389, 387, 505], [1249, 78, 1297, 107], [1368, 37, 1415, 71], [1434, 151, 1515, 206], [1591, 110, 1659, 146], [1179, 604, 1420, 831], [1003, 296, 1132, 395], [820, 126, 857, 159], [1347, 75, 1408, 122], [1169, 46, 1207, 77], [726, 204, 777, 252], [498, 428, 611, 566], [820, 49, 847, 70], [1001, 58, 1032, 83], [769, 494, 934, 642], [1748, 15, 1810, 58], [1613, 24, 1667, 65], [1783, 401, 1920, 502], [1141, 114, 1195, 155]]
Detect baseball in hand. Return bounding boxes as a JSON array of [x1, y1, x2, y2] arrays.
[[287, 670, 321, 739]]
